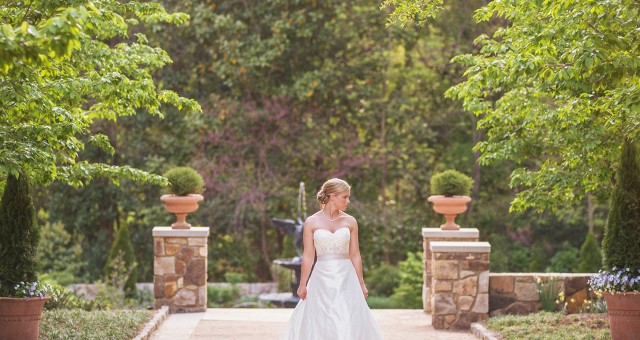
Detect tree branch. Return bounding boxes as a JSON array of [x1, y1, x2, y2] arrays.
[[19, 0, 33, 24]]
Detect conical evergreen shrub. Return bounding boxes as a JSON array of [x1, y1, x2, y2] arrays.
[[104, 221, 137, 294], [578, 232, 602, 273], [602, 139, 640, 271], [0, 174, 40, 296]]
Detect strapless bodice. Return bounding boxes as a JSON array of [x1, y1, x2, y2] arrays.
[[313, 227, 350, 257]]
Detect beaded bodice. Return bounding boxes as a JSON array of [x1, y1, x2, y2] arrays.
[[313, 227, 350, 256]]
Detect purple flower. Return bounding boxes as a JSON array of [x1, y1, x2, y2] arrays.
[[12, 281, 49, 299], [590, 267, 640, 293]]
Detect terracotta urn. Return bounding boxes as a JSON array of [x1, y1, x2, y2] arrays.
[[0, 297, 49, 340], [427, 195, 472, 230], [160, 194, 204, 229], [603, 291, 640, 340]]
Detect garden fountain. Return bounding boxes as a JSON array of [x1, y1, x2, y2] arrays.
[[260, 182, 307, 307]]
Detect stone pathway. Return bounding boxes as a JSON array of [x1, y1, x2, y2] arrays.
[[151, 308, 477, 339]]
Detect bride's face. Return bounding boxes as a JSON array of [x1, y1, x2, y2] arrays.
[[332, 190, 351, 211]]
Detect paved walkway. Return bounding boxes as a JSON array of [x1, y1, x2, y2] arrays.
[[150, 308, 476, 339]]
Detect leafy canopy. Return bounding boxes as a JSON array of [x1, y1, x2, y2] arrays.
[[0, 1, 201, 186], [381, 0, 443, 27], [385, 0, 640, 211], [446, 0, 640, 211]]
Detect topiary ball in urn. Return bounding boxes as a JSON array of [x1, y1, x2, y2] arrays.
[[427, 170, 474, 230], [160, 167, 205, 229]]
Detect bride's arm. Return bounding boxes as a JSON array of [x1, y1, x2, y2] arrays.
[[297, 218, 315, 300], [349, 220, 369, 298]]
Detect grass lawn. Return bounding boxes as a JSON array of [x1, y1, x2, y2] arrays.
[[40, 309, 154, 340], [485, 312, 611, 339]]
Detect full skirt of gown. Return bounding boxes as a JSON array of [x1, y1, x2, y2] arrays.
[[280, 256, 384, 340]]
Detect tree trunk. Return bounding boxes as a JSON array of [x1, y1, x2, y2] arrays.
[[380, 84, 391, 263], [587, 193, 595, 235], [469, 115, 482, 215], [259, 215, 273, 281]]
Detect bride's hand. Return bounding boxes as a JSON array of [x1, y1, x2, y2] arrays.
[[360, 283, 368, 298], [297, 285, 307, 300]]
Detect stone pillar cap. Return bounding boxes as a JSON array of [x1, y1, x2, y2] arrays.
[[430, 241, 490, 253], [422, 228, 479, 238], [153, 226, 210, 237]]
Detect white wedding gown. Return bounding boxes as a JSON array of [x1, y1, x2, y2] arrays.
[[281, 227, 384, 340]]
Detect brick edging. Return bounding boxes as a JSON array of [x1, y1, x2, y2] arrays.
[[470, 322, 500, 340], [133, 305, 170, 340]]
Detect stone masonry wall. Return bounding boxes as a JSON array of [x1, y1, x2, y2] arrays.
[[489, 273, 596, 316], [430, 241, 490, 330], [422, 228, 479, 313], [423, 229, 597, 330], [153, 227, 209, 313]]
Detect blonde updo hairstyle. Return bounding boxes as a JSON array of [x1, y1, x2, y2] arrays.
[[316, 178, 351, 206]]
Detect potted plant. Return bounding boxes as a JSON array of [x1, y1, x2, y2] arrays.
[[0, 174, 51, 339], [589, 139, 640, 339], [160, 166, 205, 229], [427, 170, 474, 230]]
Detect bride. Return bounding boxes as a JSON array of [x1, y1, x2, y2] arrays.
[[281, 178, 384, 340]]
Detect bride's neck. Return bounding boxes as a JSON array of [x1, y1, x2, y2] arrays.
[[322, 207, 341, 220]]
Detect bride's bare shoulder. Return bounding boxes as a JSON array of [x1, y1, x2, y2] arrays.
[[304, 212, 322, 225], [341, 212, 357, 224], [339, 211, 353, 218]]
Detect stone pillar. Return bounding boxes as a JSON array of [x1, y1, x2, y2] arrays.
[[422, 228, 479, 312], [153, 227, 210, 313], [430, 241, 490, 330]]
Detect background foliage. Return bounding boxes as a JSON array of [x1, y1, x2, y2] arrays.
[[0, 0, 615, 294], [0, 0, 199, 284]]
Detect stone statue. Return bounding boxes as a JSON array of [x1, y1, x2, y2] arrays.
[[270, 182, 307, 259], [271, 217, 304, 259]]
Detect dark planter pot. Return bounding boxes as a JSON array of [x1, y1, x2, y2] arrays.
[[427, 195, 472, 230], [0, 297, 48, 340], [603, 291, 640, 340], [160, 194, 204, 229]]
